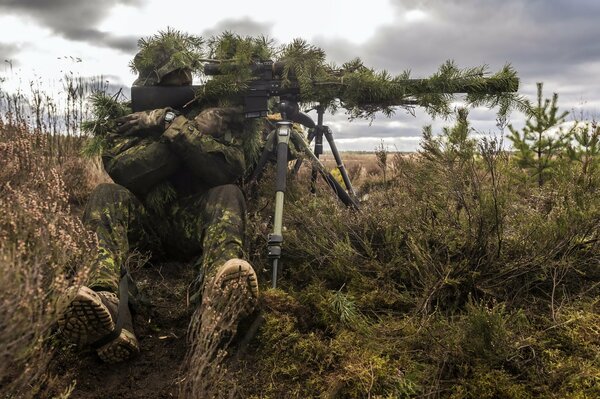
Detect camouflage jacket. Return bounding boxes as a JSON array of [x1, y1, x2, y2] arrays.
[[101, 107, 248, 206]]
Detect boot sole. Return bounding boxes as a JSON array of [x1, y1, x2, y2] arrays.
[[58, 286, 139, 363], [212, 259, 259, 298], [209, 259, 259, 315], [97, 328, 140, 364], [58, 286, 115, 347]]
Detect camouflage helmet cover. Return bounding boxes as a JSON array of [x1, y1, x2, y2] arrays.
[[130, 28, 204, 86]]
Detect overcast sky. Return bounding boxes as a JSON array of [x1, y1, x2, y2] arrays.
[[0, 0, 598, 151]]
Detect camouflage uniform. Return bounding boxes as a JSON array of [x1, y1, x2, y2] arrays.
[[59, 32, 260, 364], [84, 108, 250, 301]]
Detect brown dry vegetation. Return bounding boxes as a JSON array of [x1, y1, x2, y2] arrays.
[[0, 86, 599, 398], [0, 121, 100, 398]]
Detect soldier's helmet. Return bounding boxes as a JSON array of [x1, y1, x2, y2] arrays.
[[130, 29, 203, 87]]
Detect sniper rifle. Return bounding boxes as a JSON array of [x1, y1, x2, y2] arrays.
[[129, 59, 519, 288]]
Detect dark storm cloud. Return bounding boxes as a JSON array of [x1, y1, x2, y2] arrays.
[[309, 0, 600, 139], [315, 0, 600, 79], [63, 28, 138, 52], [201, 18, 273, 39], [0, 0, 142, 52]]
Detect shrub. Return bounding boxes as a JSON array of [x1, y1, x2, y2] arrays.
[[239, 109, 600, 398], [0, 121, 97, 398]]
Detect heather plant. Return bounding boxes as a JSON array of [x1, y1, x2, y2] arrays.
[[0, 121, 98, 398]]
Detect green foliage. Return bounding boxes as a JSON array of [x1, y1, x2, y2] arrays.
[[130, 28, 205, 77], [240, 109, 600, 398], [420, 108, 476, 162], [80, 91, 131, 157], [567, 121, 600, 187], [374, 140, 389, 184], [508, 82, 574, 186], [240, 118, 266, 169], [144, 182, 177, 214], [207, 31, 274, 62], [166, 31, 523, 120], [81, 91, 130, 137], [200, 33, 276, 106]]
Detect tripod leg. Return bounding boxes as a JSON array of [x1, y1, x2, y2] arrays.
[[311, 128, 323, 193], [292, 159, 303, 176], [292, 128, 315, 177], [323, 127, 357, 196], [268, 122, 292, 288], [291, 129, 360, 210], [249, 130, 277, 184]]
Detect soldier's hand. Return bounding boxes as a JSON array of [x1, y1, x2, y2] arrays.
[[116, 108, 171, 136], [193, 107, 244, 138]]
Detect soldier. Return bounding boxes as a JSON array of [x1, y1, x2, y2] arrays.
[[58, 35, 259, 363]]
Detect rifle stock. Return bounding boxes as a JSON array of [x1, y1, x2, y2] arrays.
[[131, 85, 199, 112]]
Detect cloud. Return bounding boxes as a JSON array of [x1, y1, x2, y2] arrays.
[[308, 0, 600, 140], [0, 42, 20, 66], [201, 18, 273, 39], [0, 0, 142, 52], [314, 0, 600, 83]]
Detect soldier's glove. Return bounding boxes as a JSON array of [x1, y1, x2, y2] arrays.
[[192, 107, 244, 138], [116, 108, 174, 136]]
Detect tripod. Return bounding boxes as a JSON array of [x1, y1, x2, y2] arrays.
[[293, 105, 357, 198], [249, 98, 359, 288]]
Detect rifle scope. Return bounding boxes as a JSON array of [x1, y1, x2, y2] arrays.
[[204, 60, 288, 78]]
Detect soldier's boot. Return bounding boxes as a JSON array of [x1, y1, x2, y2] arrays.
[[201, 259, 259, 339], [58, 286, 140, 363]]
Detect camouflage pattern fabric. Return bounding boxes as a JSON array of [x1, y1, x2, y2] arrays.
[[83, 183, 246, 300], [131, 38, 198, 87], [102, 135, 180, 196], [163, 115, 246, 186], [85, 102, 251, 301]]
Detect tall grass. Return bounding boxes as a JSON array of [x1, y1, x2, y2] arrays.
[[0, 74, 109, 397], [0, 72, 112, 161]]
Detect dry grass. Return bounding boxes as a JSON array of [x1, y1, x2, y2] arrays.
[[0, 121, 98, 398], [179, 279, 255, 399]]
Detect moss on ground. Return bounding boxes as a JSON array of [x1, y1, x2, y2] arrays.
[[236, 118, 600, 398]]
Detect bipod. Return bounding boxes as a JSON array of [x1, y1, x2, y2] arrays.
[[293, 104, 357, 198], [248, 99, 359, 288]]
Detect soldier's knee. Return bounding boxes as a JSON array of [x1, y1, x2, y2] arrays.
[[88, 183, 136, 205], [83, 183, 138, 223], [206, 184, 245, 212]]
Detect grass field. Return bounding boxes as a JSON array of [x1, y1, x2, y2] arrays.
[[1, 113, 599, 398]]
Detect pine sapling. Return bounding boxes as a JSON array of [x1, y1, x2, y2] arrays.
[[567, 121, 600, 187], [508, 82, 573, 186]]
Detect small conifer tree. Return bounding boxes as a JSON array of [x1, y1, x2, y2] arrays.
[[507, 82, 573, 186], [567, 121, 600, 186]]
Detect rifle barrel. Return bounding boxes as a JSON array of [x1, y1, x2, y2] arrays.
[[396, 77, 519, 94]]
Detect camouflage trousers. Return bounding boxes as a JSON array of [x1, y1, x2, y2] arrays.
[[82, 183, 246, 300]]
